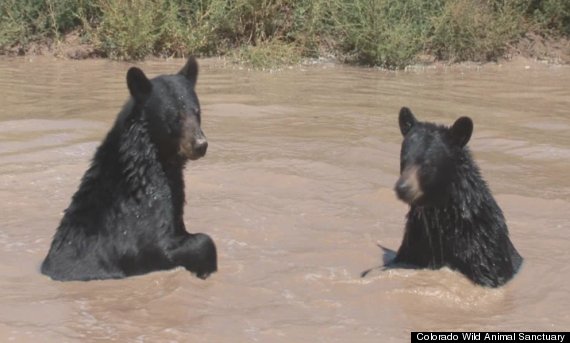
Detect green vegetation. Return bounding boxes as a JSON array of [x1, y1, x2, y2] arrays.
[[1, 0, 569, 68]]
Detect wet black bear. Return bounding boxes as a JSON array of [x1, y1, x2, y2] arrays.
[[390, 107, 522, 287], [41, 57, 217, 281]]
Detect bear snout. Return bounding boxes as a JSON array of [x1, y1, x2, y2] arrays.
[[395, 178, 414, 203], [395, 166, 423, 204], [193, 137, 208, 158], [179, 132, 208, 160]]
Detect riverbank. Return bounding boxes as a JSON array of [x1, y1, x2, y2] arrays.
[[1, 0, 569, 69]]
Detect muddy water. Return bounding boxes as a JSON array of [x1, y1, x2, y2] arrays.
[[0, 57, 569, 342]]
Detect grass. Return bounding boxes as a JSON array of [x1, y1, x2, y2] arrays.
[[0, 0, 569, 68], [429, 0, 525, 62], [230, 39, 302, 69]]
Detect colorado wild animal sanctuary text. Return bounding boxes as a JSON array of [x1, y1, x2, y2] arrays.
[[411, 332, 567, 342]]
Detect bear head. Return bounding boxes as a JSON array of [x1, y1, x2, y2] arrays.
[[395, 107, 473, 206], [126, 57, 207, 163]]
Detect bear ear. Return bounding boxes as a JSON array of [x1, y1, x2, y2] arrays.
[[126, 67, 152, 103], [450, 116, 473, 147], [179, 56, 198, 88], [399, 107, 417, 136]]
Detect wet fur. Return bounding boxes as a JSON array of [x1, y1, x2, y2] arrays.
[[389, 107, 522, 287], [41, 58, 217, 281]]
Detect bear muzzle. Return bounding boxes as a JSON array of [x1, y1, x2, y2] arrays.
[[192, 137, 208, 159], [180, 133, 208, 160], [395, 166, 423, 204]]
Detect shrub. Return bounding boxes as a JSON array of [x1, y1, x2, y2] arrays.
[[429, 0, 525, 62]]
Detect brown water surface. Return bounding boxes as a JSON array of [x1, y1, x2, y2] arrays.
[[0, 57, 569, 342]]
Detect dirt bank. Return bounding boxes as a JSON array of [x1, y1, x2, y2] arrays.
[[3, 30, 569, 69]]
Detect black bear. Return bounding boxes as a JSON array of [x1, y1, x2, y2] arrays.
[[41, 57, 217, 281], [390, 107, 522, 287]]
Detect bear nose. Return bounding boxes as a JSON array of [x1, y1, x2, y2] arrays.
[[394, 168, 423, 204], [395, 179, 411, 200], [194, 139, 208, 157]]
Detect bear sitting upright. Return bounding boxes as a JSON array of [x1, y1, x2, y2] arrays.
[[41, 57, 217, 281], [390, 107, 522, 287]]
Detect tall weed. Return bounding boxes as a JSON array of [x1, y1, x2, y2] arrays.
[[430, 0, 525, 62]]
